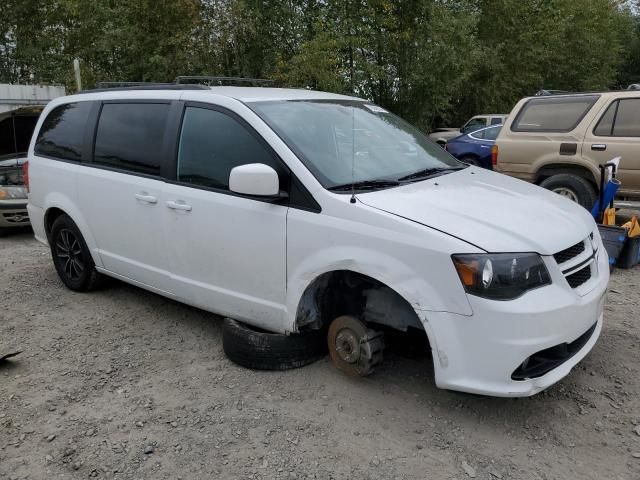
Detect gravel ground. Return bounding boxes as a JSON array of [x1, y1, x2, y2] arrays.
[[1, 229, 639, 480]]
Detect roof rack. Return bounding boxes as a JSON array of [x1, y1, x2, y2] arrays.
[[175, 76, 274, 86], [90, 82, 209, 92]]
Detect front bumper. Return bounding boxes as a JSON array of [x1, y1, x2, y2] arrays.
[[0, 201, 30, 228], [422, 246, 609, 397]]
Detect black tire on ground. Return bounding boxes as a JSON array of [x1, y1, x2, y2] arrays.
[[459, 156, 480, 167], [222, 318, 327, 370], [539, 174, 597, 209], [50, 214, 103, 292]]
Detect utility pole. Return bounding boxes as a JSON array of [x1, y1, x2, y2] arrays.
[[73, 59, 82, 92]]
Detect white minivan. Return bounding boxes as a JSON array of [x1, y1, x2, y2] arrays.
[[26, 84, 608, 397]]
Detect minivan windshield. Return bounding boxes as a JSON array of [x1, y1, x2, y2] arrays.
[[250, 100, 463, 190]]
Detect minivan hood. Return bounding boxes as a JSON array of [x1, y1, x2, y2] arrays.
[[358, 167, 594, 255]]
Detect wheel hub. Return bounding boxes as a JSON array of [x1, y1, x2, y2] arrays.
[[335, 329, 360, 364], [327, 315, 385, 377]]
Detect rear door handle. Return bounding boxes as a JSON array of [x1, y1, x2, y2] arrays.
[[135, 193, 157, 204], [166, 200, 192, 212], [591, 144, 607, 151]]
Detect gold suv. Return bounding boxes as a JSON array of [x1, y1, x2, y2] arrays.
[[494, 91, 640, 208]]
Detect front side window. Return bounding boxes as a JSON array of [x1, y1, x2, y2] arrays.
[[35, 102, 92, 161], [177, 107, 285, 191], [94, 103, 169, 175], [511, 95, 599, 132], [250, 100, 461, 189]]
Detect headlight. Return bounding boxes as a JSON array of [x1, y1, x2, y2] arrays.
[[452, 253, 551, 300]]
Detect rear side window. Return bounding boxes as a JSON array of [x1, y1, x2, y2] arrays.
[[177, 106, 285, 191], [594, 99, 640, 137], [94, 103, 169, 176], [511, 96, 599, 132], [490, 117, 503, 125], [471, 125, 501, 141], [35, 102, 91, 161], [593, 102, 616, 136], [611, 99, 640, 137]]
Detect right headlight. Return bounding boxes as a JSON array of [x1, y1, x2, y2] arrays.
[[452, 253, 551, 300]]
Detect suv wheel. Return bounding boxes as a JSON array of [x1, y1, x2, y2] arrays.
[[539, 174, 596, 209], [50, 215, 103, 291]]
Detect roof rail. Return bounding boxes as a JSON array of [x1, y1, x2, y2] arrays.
[[175, 76, 274, 86], [87, 82, 209, 93]]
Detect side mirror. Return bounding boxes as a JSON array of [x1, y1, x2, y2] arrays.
[[229, 163, 280, 197]]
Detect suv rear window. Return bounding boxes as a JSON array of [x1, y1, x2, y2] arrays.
[[94, 103, 169, 176], [35, 102, 92, 161], [511, 96, 599, 133]]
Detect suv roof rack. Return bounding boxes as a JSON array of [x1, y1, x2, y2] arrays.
[[175, 76, 274, 86], [89, 82, 209, 92]]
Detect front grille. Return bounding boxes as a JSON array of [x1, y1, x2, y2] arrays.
[[566, 265, 592, 288], [2, 211, 29, 224], [512, 322, 597, 380], [554, 241, 585, 264]]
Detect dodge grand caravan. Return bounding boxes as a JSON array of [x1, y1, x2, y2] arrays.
[[26, 85, 609, 397]]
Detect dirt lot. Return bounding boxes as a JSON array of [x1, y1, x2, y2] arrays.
[[1, 229, 639, 480]]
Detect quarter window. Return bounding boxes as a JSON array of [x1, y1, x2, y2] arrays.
[[177, 107, 284, 191], [511, 96, 599, 132], [94, 103, 169, 175], [35, 102, 92, 161]]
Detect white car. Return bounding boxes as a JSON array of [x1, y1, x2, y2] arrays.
[[25, 85, 608, 397]]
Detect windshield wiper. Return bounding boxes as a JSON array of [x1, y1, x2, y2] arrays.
[[328, 179, 400, 192], [397, 166, 467, 182]]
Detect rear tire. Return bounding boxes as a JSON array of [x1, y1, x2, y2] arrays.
[[50, 215, 103, 291], [222, 318, 326, 370], [539, 174, 596, 209]]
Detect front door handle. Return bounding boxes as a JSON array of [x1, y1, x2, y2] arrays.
[[591, 144, 607, 151], [166, 200, 192, 212], [135, 193, 158, 204]]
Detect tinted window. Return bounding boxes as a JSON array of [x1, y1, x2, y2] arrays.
[[594, 102, 616, 136], [94, 103, 169, 175], [490, 117, 503, 125], [612, 99, 640, 137], [177, 107, 284, 191], [512, 96, 599, 132], [35, 102, 91, 161]]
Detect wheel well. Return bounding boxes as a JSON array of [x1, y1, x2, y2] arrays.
[[535, 164, 598, 190], [44, 207, 66, 239], [295, 270, 423, 333]]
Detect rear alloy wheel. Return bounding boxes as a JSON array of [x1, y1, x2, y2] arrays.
[[539, 174, 597, 209], [50, 215, 102, 291], [327, 315, 384, 377]]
